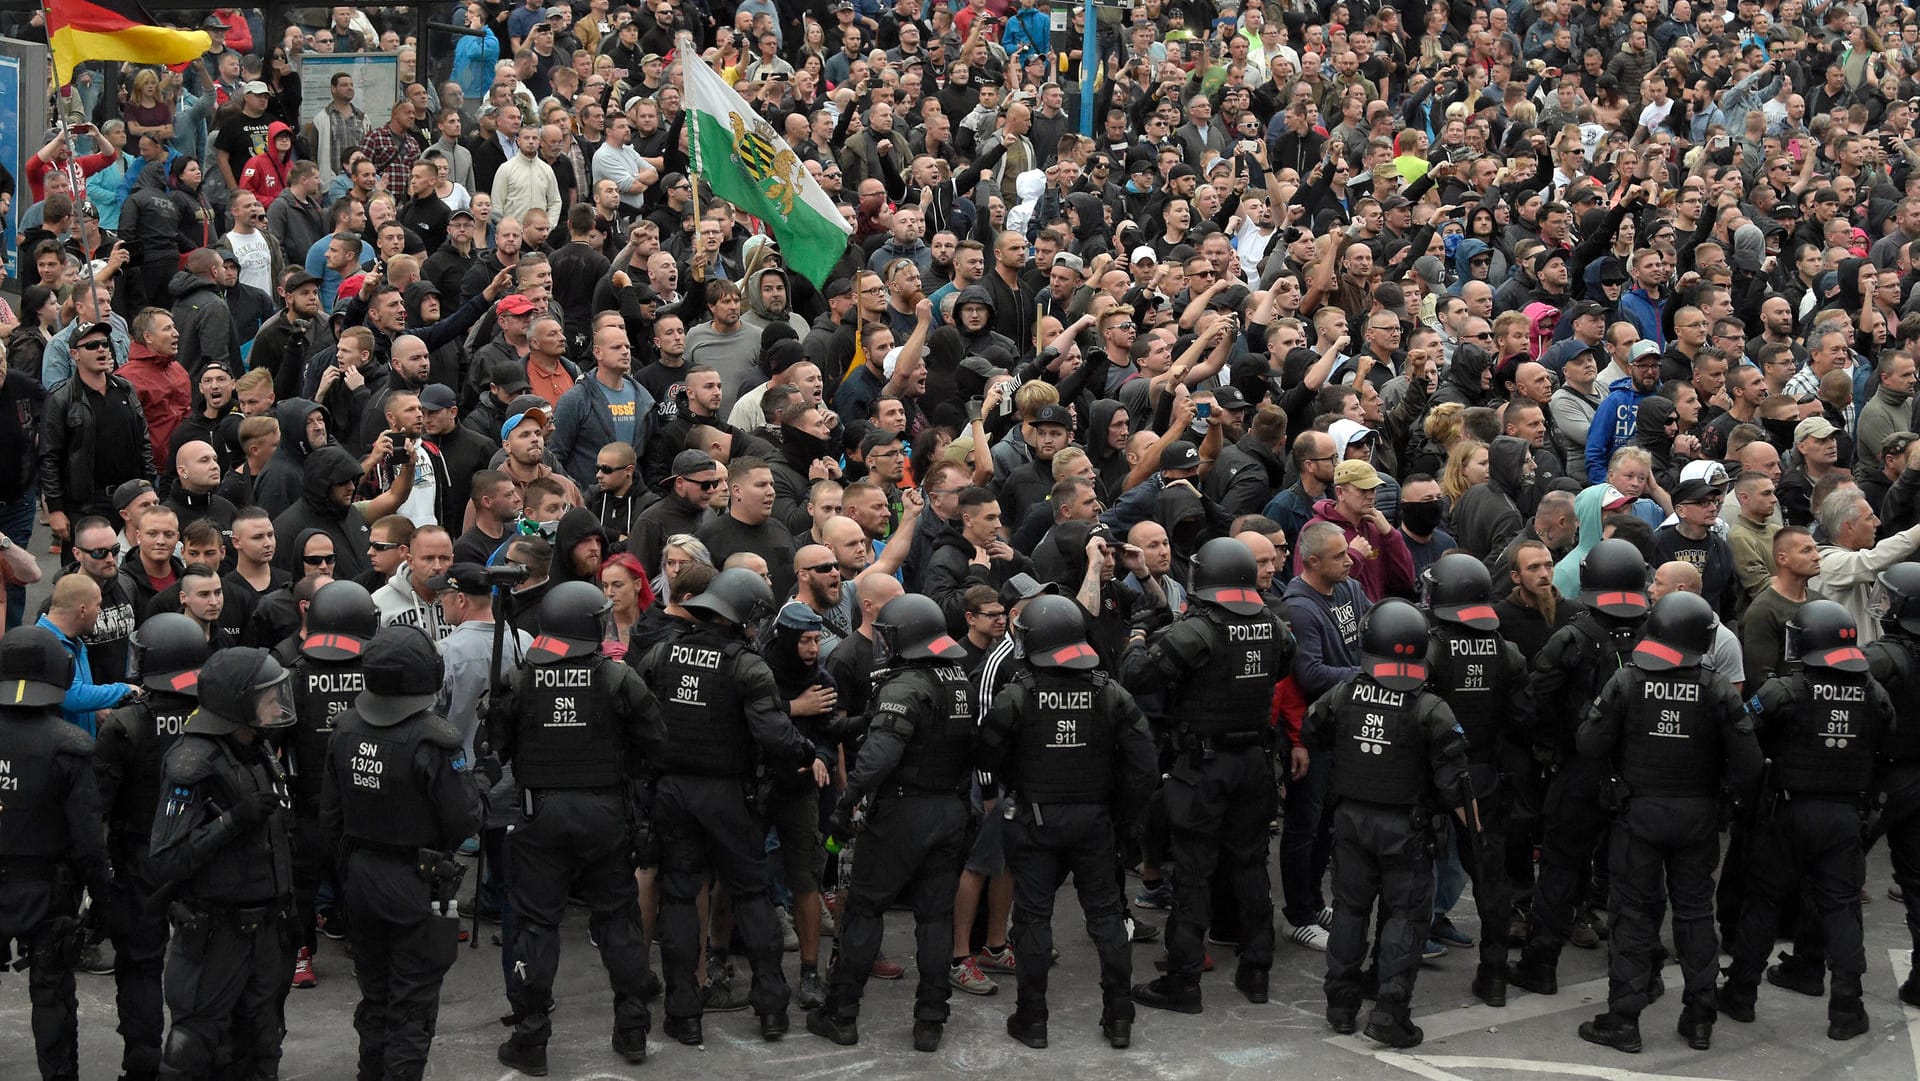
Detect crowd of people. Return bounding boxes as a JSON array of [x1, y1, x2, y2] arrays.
[[9, 0, 1920, 1074]]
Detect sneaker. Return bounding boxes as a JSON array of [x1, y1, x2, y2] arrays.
[[1570, 912, 1600, 950], [796, 967, 825, 1008], [79, 939, 115, 976], [317, 911, 348, 941], [950, 956, 998, 995], [1317, 906, 1335, 929], [1134, 879, 1174, 910], [1423, 940, 1448, 961], [1128, 917, 1160, 943], [776, 907, 799, 952], [1892, 882, 1906, 903], [458, 835, 481, 856], [291, 946, 317, 989], [1206, 930, 1242, 948], [818, 893, 839, 938], [1286, 922, 1331, 951], [871, 954, 905, 980], [977, 945, 1017, 974], [1432, 917, 1474, 948]]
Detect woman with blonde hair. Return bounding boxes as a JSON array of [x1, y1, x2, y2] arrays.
[[1441, 439, 1489, 505]]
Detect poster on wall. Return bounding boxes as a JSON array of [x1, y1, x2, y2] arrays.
[[0, 54, 19, 280]]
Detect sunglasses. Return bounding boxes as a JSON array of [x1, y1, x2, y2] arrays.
[[369, 539, 406, 552], [803, 562, 840, 574], [596, 463, 632, 473], [78, 545, 119, 560], [303, 553, 337, 566], [683, 477, 723, 490]]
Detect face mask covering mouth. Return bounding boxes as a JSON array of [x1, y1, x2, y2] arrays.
[[1400, 499, 1444, 534]]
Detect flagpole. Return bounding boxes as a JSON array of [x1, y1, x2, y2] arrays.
[[678, 33, 701, 272], [38, 0, 96, 298]]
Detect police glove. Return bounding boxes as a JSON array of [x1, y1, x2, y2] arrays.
[[477, 752, 505, 787], [228, 790, 279, 829], [1130, 603, 1172, 639], [824, 803, 855, 851]]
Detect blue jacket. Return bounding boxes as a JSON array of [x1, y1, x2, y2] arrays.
[[1585, 376, 1648, 482], [549, 372, 658, 494], [454, 28, 501, 101], [37, 615, 132, 736], [1279, 574, 1369, 701], [1617, 286, 1667, 350], [1000, 7, 1053, 65]]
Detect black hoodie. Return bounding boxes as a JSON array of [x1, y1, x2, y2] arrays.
[[1628, 394, 1681, 491], [553, 507, 609, 583], [252, 397, 332, 518], [1085, 399, 1131, 504], [271, 445, 371, 580], [1450, 435, 1532, 562], [1433, 343, 1496, 408]]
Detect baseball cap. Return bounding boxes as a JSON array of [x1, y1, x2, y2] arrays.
[[671, 449, 719, 478], [71, 320, 113, 346], [1569, 299, 1607, 320], [239, 80, 270, 96], [1130, 245, 1158, 264], [500, 407, 551, 442], [429, 562, 494, 596], [489, 359, 532, 394], [1052, 252, 1085, 275], [1168, 163, 1198, 181], [1679, 459, 1732, 490], [281, 268, 321, 292], [1601, 483, 1635, 511], [1333, 460, 1383, 488], [419, 384, 457, 412], [1672, 479, 1723, 505], [202, 13, 229, 29], [1794, 416, 1838, 442], [1159, 441, 1201, 472], [822, 278, 852, 300], [1212, 386, 1250, 410], [641, 52, 664, 65], [112, 478, 155, 511], [1380, 195, 1411, 212], [1030, 403, 1073, 429], [997, 573, 1057, 609], [449, 207, 476, 222], [496, 293, 538, 317], [1533, 247, 1568, 272]]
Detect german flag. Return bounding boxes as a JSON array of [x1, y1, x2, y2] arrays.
[[49, 0, 211, 88]]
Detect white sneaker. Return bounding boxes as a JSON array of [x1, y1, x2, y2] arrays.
[[1287, 922, 1331, 951]]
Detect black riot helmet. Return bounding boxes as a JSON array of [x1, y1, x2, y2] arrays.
[[1189, 537, 1265, 616], [528, 580, 613, 663], [1578, 539, 1651, 620], [1878, 563, 1920, 637], [131, 612, 211, 696], [1360, 598, 1431, 692], [1786, 598, 1869, 673], [0, 625, 75, 709], [301, 580, 380, 661], [190, 648, 296, 735], [683, 567, 777, 629], [1634, 591, 1716, 672], [1015, 595, 1099, 670], [873, 594, 963, 665], [1420, 553, 1498, 631]]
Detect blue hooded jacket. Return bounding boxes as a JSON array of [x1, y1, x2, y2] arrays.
[[1617, 285, 1667, 350], [1447, 238, 1492, 296], [1584, 375, 1649, 482]]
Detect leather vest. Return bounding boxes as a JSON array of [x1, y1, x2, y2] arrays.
[[1009, 669, 1113, 805], [0, 712, 86, 859], [652, 630, 752, 777], [1775, 673, 1878, 796], [1426, 626, 1506, 761], [887, 663, 975, 795], [287, 655, 365, 800], [1328, 678, 1432, 805], [1171, 609, 1283, 737], [331, 709, 441, 849], [510, 655, 625, 789], [1617, 667, 1720, 798]]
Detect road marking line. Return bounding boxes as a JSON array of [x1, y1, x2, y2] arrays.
[[1412, 1054, 1735, 1081]]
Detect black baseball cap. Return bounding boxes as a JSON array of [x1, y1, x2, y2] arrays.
[[428, 562, 493, 596], [1030, 404, 1073, 429]]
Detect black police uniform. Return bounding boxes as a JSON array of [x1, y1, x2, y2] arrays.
[[1722, 658, 1892, 1033], [320, 628, 484, 1081], [149, 650, 299, 1081], [979, 639, 1158, 1045], [0, 629, 112, 1081], [494, 606, 668, 1065], [1575, 640, 1761, 1046], [94, 619, 203, 1081], [636, 617, 813, 1041], [1866, 628, 1920, 1003], [1121, 597, 1292, 1005], [1302, 664, 1470, 1043]]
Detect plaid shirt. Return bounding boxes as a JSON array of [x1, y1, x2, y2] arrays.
[[361, 124, 421, 197]]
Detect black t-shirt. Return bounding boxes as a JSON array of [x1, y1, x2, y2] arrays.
[[214, 115, 276, 175], [697, 513, 797, 599], [87, 381, 145, 499], [635, 358, 688, 408], [454, 523, 509, 566]]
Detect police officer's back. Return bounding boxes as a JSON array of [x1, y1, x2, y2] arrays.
[[1302, 598, 1470, 1049], [1865, 564, 1920, 1007], [0, 626, 113, 1081]]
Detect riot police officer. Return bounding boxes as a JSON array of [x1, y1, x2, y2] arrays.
[[1721, 599, 1891, 1041], [1122, 537, 1293, 1013], [321, 625, 483, 1081], [0, 626, 113, 1081], [1574, 591, 1762, 1053], [494, 581, 668, 1075], [150, 646, 299, 1081], [1420, 554, 1533, 1007], [809, 593, 975, 1053], [636, 567, 818, 1047], [94, 614, 209, 1081], [1302, 598, 1471, 1049], [284, 580, 378, 987], [1511, 539, 1650, 996], [1867, 564, 1920, 1005], [979, 596, 1158, 1050]]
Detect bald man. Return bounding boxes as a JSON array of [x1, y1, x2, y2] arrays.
[[1123, 520, 1187, 611], [1650, 561, 1746, 692], [823, 568, 903, 727], [793, 543, 851, 655], [37, 572, 139, 735]]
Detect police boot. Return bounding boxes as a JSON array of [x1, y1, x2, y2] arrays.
[[496, 1036, 549, 1076], [1472, 963, 1508, 1007], [760, 1010, 789, 1040], [1326, 1003, 1359, 1035], [1766, 950, 1827, 997], [1131, 975, 1203, 1014], [1363, 1013, 1424, 1049], [1233, 966, 1269, 1004], [805, 1008, 858, 1046], [1828, 997, 1870, 1041], [912, 1020, 943, 1052], [1507, 947, 1559, 996], [1578, 1011, 1643, 1054], [1677, 1005, 1714, 1050], [1101, 1013, 1132, 1049], [1901, 971, 1920, 1009], [1715, 981, 1757, 1023], [662, 1015, 704, 1046], [612, 1028, 647, 1064], [1007, 1011, 1048, 1049]]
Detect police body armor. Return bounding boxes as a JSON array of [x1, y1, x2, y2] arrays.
[[654, 627, 753, 777], [1617, 666, 1720, 798], [0, 713, 92, 859], [103, 693, 198, 846], [1007, 668, 1113, 805], [1774, 671, 1878, 797], [1427, 624, 1506, 762], [1169, 607, 1284, 738], [511, 653, 625, 789], [884, 662, 975, 795], [1328, 678, 1433, 806], [331, 707, 464, 850], [157, 738, 295, 904], [1867, 639, 1920, 764], [287, 655, 365, 802], [1544, 612, 1640, 758]]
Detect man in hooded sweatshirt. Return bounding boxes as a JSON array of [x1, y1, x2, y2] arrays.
[[1584, 345, 1661, 482], [170, 248, 242, 378], [1289, 460, 1414, 604], [271, 444, 376, 580], [254, 398, 333, 519], [1452, 435, 1537, 567]]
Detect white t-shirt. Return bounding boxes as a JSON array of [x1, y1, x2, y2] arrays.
[[397, 442, 438, 527], [225, 229, 272, 296]]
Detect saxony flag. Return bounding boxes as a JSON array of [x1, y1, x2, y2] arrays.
[[49, 0, 212, 88], [683, 53, 850, 288]]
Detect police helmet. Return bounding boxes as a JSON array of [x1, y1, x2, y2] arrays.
[[0, 625, 75, 708], [131, 613, 210, 696], [1578, 539, 1651, 619], [528, 580, 613, 663], [1878, 563, 1920, 637], [1016, 595, 1099, 670], [192, 648, 295, 734], [1360, 598, 1430, 692], [300, 580, 379, 661], [1420, 553, 1498, 631], [873, 594, 962, 664], [1634, 591, 1716, 672], [1785, 598, 1869, 674], [1189, 537, 1265, 616], [683, 567, 777, 628], [359, 625, 448, 723]]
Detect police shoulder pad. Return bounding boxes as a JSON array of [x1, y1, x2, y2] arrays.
[[161, 736, 222, 785], [417, 713, 464, 752], [50, 717, 95, 756]]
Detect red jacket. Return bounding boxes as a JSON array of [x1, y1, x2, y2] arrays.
[[1289, 497, 1417, 604], [239, 121, 295, 206], [120, 345, 190, 467]]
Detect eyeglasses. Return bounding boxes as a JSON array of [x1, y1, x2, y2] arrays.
[[969, 608, 1008, 620], [596, 463, 631, 473], [1465, 331, 1494, 340], [803, 562, 841, 575], [303, 553, 337, 566], [78, 545, 119, 560], [368, 540, 405, 552]]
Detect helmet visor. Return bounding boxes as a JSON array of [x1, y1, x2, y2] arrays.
[[253, 674, 297, 729]]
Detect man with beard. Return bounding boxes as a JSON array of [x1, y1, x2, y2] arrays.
[[1585, 346, 1662, 482], [789, 543, 851, 656]]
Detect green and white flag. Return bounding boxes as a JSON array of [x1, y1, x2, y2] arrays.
[[683, 54, 851, 288]]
